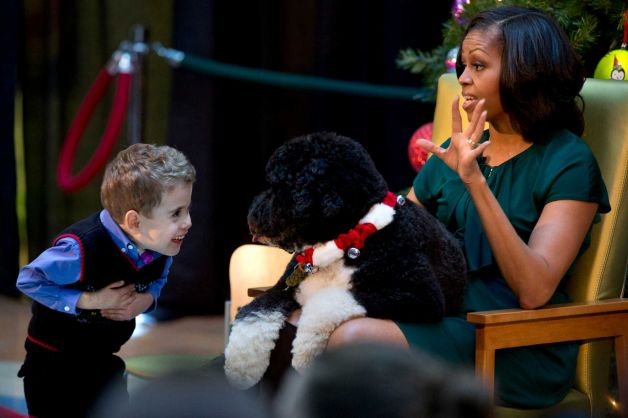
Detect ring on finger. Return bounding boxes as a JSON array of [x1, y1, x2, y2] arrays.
[[466, 137, 478, 149]]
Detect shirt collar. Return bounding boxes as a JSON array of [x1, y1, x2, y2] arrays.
[[99, 210, 161, 264]]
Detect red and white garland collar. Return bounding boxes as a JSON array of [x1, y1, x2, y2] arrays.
[[295, 191, 404, 273]]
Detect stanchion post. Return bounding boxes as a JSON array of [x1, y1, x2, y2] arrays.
[[126, 25, 148, 145]]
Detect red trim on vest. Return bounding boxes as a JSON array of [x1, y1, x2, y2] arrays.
[[27, 335, 62, 353]]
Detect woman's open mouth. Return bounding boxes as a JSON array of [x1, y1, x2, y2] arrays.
[[462, 95, 478, 112]]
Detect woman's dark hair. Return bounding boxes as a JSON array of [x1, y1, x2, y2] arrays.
[[456, 6, 585, 142]]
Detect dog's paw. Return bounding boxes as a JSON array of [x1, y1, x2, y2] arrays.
[[290, 317, 334, 371], [291, 340, 325, 370], [290, 287, 367, 371], [224, 311, 286, 389]]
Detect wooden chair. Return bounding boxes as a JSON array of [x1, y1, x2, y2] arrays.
[[432, 73, 628, 418]]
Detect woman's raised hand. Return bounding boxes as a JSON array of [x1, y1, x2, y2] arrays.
[[417, 96, 490, 184]]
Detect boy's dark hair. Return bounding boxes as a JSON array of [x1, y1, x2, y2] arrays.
[[456, 6, 585, 142]]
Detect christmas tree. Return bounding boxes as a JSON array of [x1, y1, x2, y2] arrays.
[[397, 0, 628, 101]]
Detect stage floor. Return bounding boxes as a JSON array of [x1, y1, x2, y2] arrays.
[[0, 294, 225, 415]]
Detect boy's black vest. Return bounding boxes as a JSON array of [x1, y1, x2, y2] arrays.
[[27, 213, 167, 354]]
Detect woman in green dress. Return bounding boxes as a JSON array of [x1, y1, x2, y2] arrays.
[[325, 6, 610, 408]]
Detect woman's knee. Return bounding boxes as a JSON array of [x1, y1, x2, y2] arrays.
[[328, 317, 408, 348]]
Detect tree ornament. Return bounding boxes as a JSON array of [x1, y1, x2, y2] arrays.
[[445, 47, 459, 73], [594, 10, 628, 81], [452, 0, 470, 24], [594, 51, 627, 80], [408, 122, 433, 173]]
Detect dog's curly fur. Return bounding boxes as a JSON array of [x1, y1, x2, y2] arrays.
[[224, 132, 466, 389]]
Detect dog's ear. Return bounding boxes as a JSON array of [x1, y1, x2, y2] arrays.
[[292, 158, 344, 219], [262, 131, 389, 242]]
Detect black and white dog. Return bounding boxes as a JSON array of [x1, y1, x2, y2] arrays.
[[225, 132, 466, 389]]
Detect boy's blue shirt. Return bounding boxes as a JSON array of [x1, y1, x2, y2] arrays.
[[16, 210, 171, 315]]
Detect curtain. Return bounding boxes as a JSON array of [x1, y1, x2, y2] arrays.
[[20, 0, 173, 274], [0, 0, 19, 296]]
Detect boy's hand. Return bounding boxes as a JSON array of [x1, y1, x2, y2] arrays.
[[101, 292, 154, 321], [77, 281, 136, 310]]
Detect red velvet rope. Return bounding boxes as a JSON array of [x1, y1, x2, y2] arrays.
[[56, 69, 132, 193]]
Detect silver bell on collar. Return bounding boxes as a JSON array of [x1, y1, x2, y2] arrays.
[[396, 195, 406, 206], [347, 247, 361, 259], [303, 263, 318, 273]]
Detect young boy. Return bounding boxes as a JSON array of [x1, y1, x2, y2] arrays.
[[16, 143, 196, 418]]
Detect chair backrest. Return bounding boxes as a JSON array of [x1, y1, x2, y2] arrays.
[[431, 73, 467, 145], [431, 73, 628, 416], [564, 78, 628, 416], [228, 244, 293, 322]]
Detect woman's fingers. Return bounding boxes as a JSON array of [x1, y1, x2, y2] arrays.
[[416, 138, 444, 155], [475, 140, 491, 155], [467, 99, 485, 134], [460, 100, 486, 150], [474, 110, 487, 138], [453, 97, 487, 145], [451, 96, 462, 134]]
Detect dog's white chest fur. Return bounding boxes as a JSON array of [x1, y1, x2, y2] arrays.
[[294, 259, 356, 306], [224, 258, 366, 388]]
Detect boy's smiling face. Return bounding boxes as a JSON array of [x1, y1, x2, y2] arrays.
[[130, 182, 193, 256]]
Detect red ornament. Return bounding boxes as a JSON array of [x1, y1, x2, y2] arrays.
[[408, 122, 433, 172]]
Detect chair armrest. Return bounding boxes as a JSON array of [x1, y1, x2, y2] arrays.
[[468, 298, 628, 326], [467, 298, 628, 347], [467, 298, 628, 405]]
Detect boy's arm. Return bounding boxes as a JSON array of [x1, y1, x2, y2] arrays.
[[143, 257, 172, 313], [100, 292, 154, 321], [16, 237, 136, 313], [16, 238, 84, 314], [100, 258, 172, 321]]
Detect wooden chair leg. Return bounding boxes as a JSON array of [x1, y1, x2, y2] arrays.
[[615, 334, 628, 416], [475, 327, 496, 401]]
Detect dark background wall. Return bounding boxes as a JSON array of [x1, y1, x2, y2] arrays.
[[8, 0, 450, 317], [0, 0, 19, 297]]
